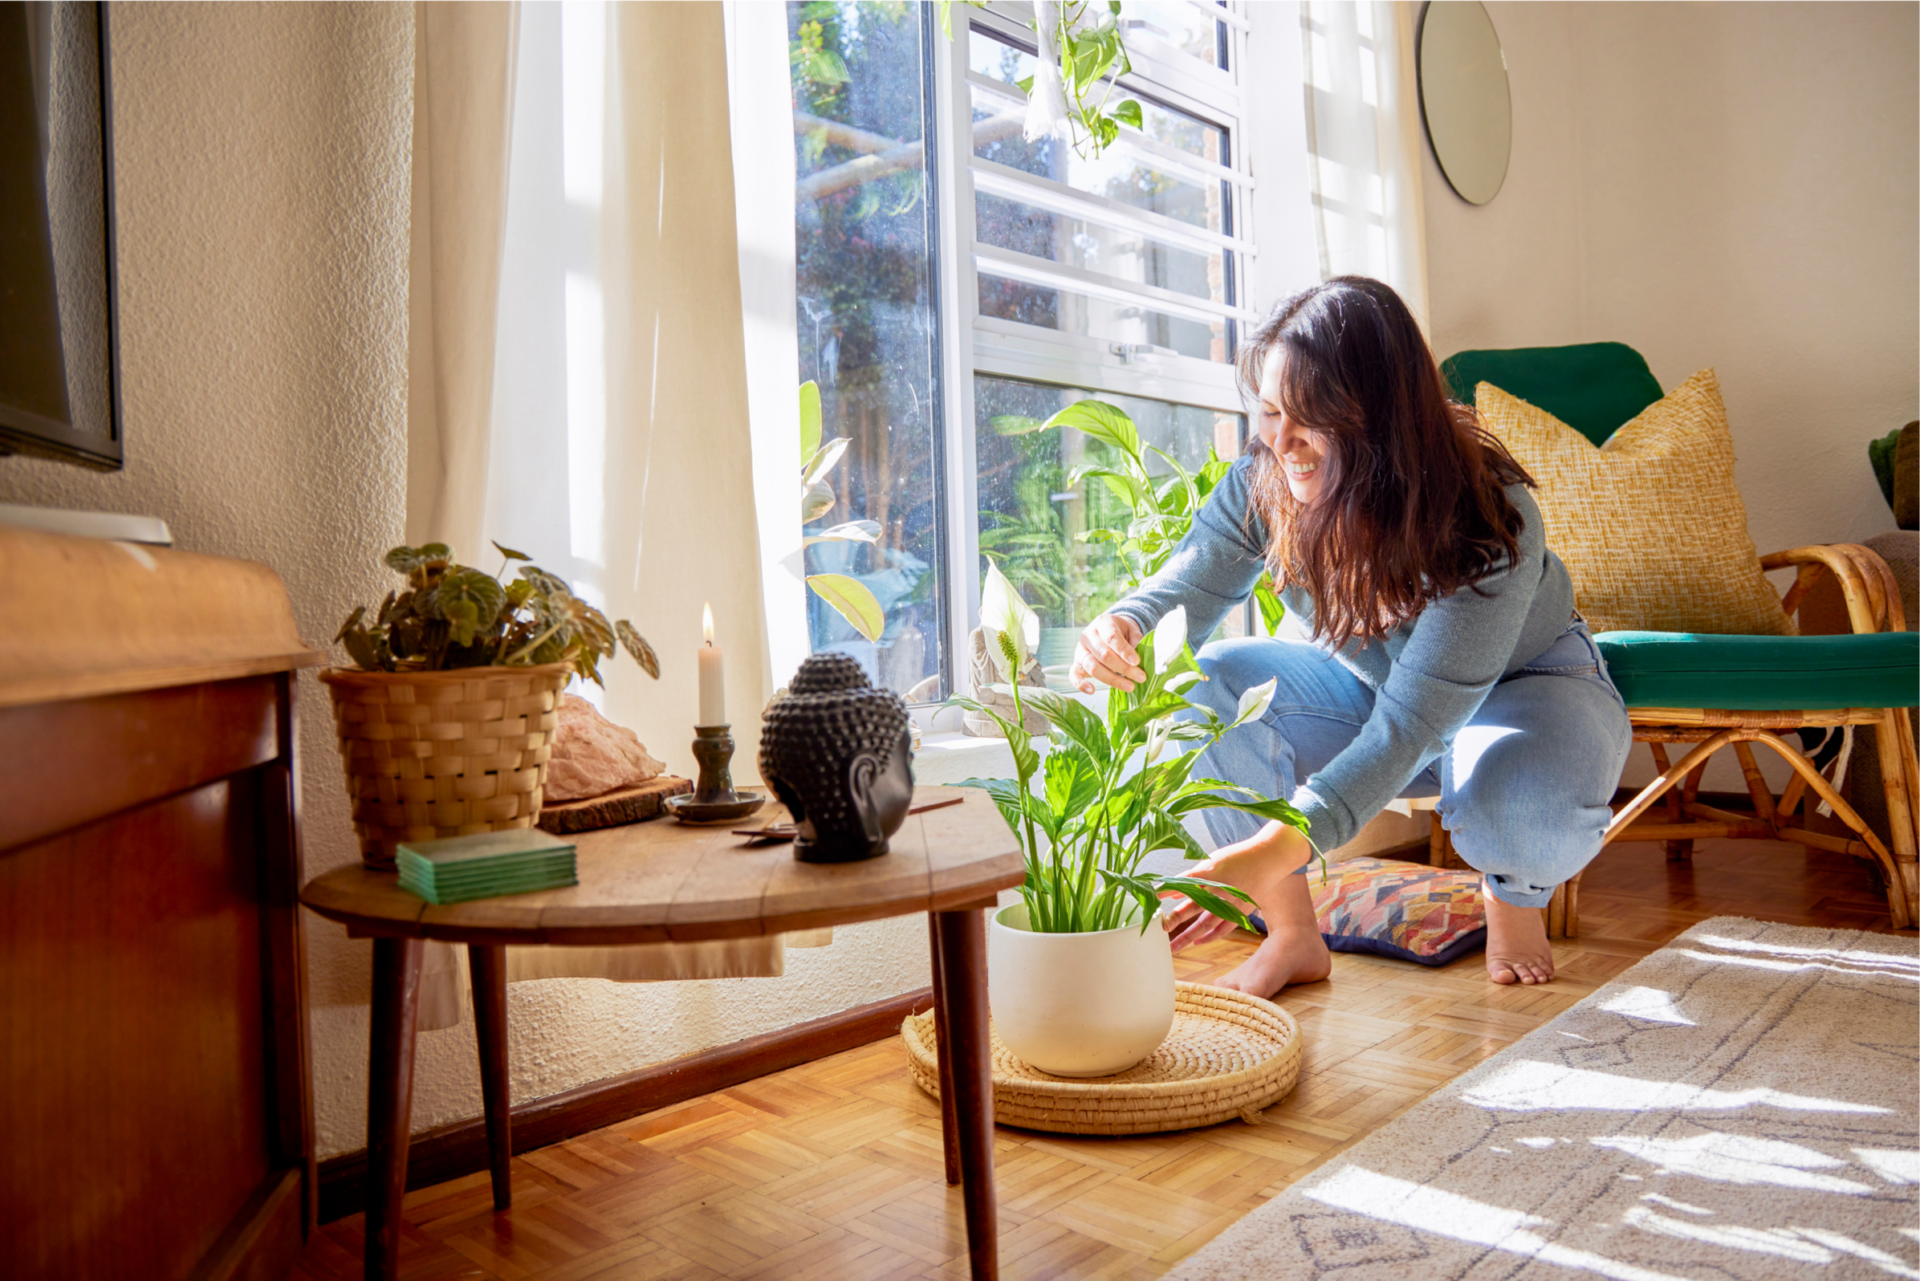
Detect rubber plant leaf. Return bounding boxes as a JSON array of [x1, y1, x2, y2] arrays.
[[799, 379, 823, 464], [806, 573, 885, 642], [802, 520, 881, 547]]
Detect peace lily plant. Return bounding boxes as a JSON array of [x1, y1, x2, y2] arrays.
[[950, 567, 1316, 1075], [953, 564, 1314, 938]]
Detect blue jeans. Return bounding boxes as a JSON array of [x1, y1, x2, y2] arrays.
[[1185, 622, 1632, 908]]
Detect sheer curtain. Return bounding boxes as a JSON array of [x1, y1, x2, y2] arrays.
[[1300, 0, 1431, 329], [404, 1, 811, 1028]]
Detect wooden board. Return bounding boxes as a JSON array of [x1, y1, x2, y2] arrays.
[[536, 775, 691, 835]]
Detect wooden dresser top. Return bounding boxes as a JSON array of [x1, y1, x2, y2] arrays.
[[0, 524, 323, 708]]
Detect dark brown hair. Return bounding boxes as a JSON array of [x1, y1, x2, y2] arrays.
[[1236, 277, 1533, 651]]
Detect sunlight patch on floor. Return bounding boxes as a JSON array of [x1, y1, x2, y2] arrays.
[[1303, 1166, 1692, 1281], [1460, 1060, 1889, 1116], [1594, 1132, 1873, 1195], [1854, 1147, 1920, 1185], [1598, 985, 1696, 1026]]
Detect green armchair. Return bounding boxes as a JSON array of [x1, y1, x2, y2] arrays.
[[1440, 344, 1919, 934]]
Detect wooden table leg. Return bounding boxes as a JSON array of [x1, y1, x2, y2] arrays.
[[932, 906, 997, 1281], [365, 936, 424, 1281], [927, 914, 962, 1186], [468, 943, 513, 1210]]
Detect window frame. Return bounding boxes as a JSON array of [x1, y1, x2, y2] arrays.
[[930, 1, 1261, 706]]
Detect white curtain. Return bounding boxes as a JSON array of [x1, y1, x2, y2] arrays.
[[404, 0, 817, 1031], [1301, 0, 1431, 330]]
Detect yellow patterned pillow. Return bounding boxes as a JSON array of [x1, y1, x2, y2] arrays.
[[1478, 369, 1794, 636]]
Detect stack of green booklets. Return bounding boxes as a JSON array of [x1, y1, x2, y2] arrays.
[[396, 829, 578, 904]]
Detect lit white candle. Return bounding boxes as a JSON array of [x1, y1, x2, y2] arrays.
[[697, 602, 726, 726]]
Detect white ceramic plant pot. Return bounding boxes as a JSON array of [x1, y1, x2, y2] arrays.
[[987, 901, 1177, 1077]]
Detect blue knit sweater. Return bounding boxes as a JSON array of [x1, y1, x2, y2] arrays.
[[1108, 454, 1576, 853]]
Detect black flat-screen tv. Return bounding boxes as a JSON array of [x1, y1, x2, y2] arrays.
[[0, 1, 120, 470]]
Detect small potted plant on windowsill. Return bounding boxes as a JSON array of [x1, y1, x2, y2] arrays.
[[951, 567, 1312, 1077], [324, 542, 659, 870]]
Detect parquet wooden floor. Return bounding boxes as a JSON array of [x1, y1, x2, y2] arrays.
[[294, 837, 1906, 1280]]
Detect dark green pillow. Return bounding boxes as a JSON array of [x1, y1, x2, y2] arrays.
[[1596, 631, 1919, 711], [1441, 343, 1664, 447]]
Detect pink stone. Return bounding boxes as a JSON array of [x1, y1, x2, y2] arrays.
[[544, 694, 665, 802]]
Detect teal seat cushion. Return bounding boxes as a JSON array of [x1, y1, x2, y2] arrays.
[[1596, 631, 1920, 711], [1441, 343, 1664, 446]]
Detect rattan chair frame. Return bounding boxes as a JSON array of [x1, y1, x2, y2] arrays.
[[1428, 543, 1919, 934]]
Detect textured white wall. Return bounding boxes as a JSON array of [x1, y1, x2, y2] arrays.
[[0, 2, 940, 1162], [1422, 0, 1919, 786]]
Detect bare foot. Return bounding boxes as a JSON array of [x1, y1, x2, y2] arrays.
[[1215, 925, 1332, 999], [1483, 881, 1555, 984]]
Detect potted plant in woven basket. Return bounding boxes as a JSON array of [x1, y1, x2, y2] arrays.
[[325, 542, 659, 871], [951, 568, 1314, 1076]]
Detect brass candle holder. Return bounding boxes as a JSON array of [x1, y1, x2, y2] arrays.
[[665, 723, 766, 824]]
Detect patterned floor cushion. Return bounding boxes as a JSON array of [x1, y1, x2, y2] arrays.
[[1251, 856, 1488, 967]]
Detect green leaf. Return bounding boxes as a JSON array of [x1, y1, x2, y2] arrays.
[[519, 565, 570, 597], [799, 380, 823, 463], [802, 436, 850, 488], [1156, 875, 1258, 933], [1137, 811, 1205, 860], [1112, 98, 1142, 130], [1016, 73, 1035, 95], [956, 777, 1028, 832], [1043, 748, 1101, 823], [1254, 577, 1287, 636], [491, 541, 531, 562], [806, 573, 885, 642], [431, 569, 506, 648], [616, 620, 660, 678], [989, 413, 1046, 436], [802, 479, 837, 524], [1045, 695, 1112, 769], [801, 519, 881, 547], [1043, 399, 1142, 460]]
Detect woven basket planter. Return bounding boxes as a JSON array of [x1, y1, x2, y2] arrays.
[[902, 982, 1303, 1136], [319, 663, 572, 871]]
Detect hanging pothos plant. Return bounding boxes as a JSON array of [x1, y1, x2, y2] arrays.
[[940, 0, 1141, 159]]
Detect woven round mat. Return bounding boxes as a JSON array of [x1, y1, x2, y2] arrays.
[[901, 982, 1303, 1136]]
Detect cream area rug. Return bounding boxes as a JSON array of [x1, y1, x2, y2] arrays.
[[1171, 918, 1920, 1280]]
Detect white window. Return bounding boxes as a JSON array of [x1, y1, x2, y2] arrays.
[[776, 1, 1315, 706]]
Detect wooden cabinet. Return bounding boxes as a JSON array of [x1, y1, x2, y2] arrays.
[[0, 527, 322, 1280]]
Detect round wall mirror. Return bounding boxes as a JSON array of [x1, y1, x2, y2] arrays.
[[1418, 1, 1512, 206]]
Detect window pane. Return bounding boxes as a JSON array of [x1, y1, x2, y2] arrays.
[[974, 190, 1227, 305], [973, 375, 1245, 684], [967, 33, 1229, 225], [790, 2, 946, 702], [977, 267, 1228, 362], [1121, 1, 1228, 69]]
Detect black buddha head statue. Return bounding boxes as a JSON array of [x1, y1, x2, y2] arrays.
[[760, 655, 913, 863]]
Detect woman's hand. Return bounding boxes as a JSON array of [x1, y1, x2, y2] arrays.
[[1070, 613, 1146, 693], [1161, 821, 1314, 951]]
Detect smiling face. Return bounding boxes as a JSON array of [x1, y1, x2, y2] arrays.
[[1257, 346, 1328, 505]]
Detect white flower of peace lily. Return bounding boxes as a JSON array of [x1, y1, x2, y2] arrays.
[[980, 561, 1040, 686], [1231, 676, 1278, 729], [1148, 605, 1188, 676]]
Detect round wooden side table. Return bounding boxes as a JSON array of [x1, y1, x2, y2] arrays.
[[301, 786, 1022, 1281]]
